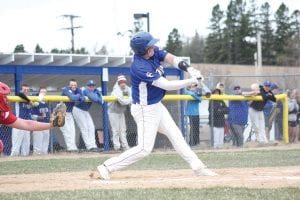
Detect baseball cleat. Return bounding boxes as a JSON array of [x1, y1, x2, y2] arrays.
[[97, 164, 110, 180], [194, 168, 218, 176]]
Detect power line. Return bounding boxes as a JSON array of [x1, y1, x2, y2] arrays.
[[60, 14, 83, 53]]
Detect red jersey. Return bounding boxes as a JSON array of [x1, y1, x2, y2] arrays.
[[0, 111, 17, 125]]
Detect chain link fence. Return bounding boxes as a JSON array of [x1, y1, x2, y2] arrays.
[[1, 73, 297, 156]]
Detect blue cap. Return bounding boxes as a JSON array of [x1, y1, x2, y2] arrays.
[[271, 83, 278, 90], [86, 80, 96, 86], [263, 80, 272, 87]]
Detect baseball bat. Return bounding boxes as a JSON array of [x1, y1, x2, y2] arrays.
[[17, 92, 31, 103]]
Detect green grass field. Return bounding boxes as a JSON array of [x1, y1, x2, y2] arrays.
[[1, 149, 299, 175], [0, 148, 299, 200], [1, 188, 300, 200]]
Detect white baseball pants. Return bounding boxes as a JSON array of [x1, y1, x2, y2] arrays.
[[108, 112, 129, 150], [33, 130, 49, 154], [213, 127, 224, 148], [104, 102, 205, 172], [59, 112, 78, 150], [11, 129, 30, 156], [72, 106, 97, 149], [249, 107, 268, 143]]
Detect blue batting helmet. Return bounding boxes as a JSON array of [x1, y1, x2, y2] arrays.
[[130, 32, 159, 55]]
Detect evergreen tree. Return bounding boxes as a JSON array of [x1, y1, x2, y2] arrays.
[[274, 3, 291, 63], [224, 0, 253, 64], [260, 2, 275, 65], [34, 44, 44, 53], [189, 31, 205, 63], [96, 45, 108, 55], [288, 10, 300, 65], [50, 48, 59, 53], [205, 4, 225, 63], [14, 44, 26, 53], [164, 28, 183, 56], [291, 10, 300, 40], [75, 47, 89, 54]]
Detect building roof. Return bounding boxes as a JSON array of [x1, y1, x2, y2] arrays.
[[0, 53, 134, 67]]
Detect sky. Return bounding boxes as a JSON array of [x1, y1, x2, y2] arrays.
[[0, 0, 299, 55]]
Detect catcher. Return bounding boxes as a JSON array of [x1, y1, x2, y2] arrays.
[[0, 81, 66, 130]]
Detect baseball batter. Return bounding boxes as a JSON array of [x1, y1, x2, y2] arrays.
[[97, 32, 217, 180]]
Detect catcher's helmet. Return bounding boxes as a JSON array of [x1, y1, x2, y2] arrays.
[[130, 32, 159, 56], [0, 82, 11, 112]]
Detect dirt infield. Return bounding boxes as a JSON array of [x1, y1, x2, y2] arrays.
[[0, 166, 299, 193]]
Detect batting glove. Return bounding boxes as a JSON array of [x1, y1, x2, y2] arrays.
[[187, 67, 204, 81]]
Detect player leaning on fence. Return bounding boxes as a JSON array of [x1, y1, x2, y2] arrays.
[[61, 79, 85, 152], [243, 81, 276, 144], [97, 31, 217, 180], [73, 80, 103, 152]]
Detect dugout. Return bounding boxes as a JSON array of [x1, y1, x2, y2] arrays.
[[0, 53, 188, 152]]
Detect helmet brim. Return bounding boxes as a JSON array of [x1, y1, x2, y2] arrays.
[[147, 38, 159, 48]]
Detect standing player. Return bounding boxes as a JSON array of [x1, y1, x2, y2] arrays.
[[61, 79, 85, 152], [72, 80, 103, 152], [97, 32, 217, 180], [11, 84, 34, 156], [0, 82, 65, 133], [32, 87, 51, 155], [108, 75, 131, 151]]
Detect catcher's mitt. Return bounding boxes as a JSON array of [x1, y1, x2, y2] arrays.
[[51, 102, 66, 127]]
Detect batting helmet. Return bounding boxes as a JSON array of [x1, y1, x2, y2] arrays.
[[130, 32, 159, 56], [0, 82, 11, 112]]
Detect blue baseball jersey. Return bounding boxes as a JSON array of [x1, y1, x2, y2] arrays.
[[76, 88, 103, 111], [31, 102, 50, 122], [15, 102, 32, 120], [61, 87, 84, 112], [130, 46, 168, 105]]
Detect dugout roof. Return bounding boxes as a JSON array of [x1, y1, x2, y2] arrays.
[[0, 53, 188, 93]]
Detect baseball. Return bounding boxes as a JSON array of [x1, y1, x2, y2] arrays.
[[32, 101, 39, 107]]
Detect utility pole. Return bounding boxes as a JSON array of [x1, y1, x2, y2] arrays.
[[60, 15, 83, 53]]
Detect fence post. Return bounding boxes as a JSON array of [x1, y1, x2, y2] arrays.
[[101, 68, 110, 151], [282, 94, 289, 144], [14, 66, 22, 94], [179, 70, 186, 137]]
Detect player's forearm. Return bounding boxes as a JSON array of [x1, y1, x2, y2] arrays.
[[9, 118, 52, 131], [152, 77, 197, 91]]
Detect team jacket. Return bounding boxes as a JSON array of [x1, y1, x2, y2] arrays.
[[250, 86, 276, 111], [185, 89, 201, 116], [31, 102, 50, 122], [76, 88, 103, 111], [15, 102, 32, 120], [108, 83, 131, 114], [61, 87, 85, 112], [228, 99, 248, 126], [208, 100, 229, 127]]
